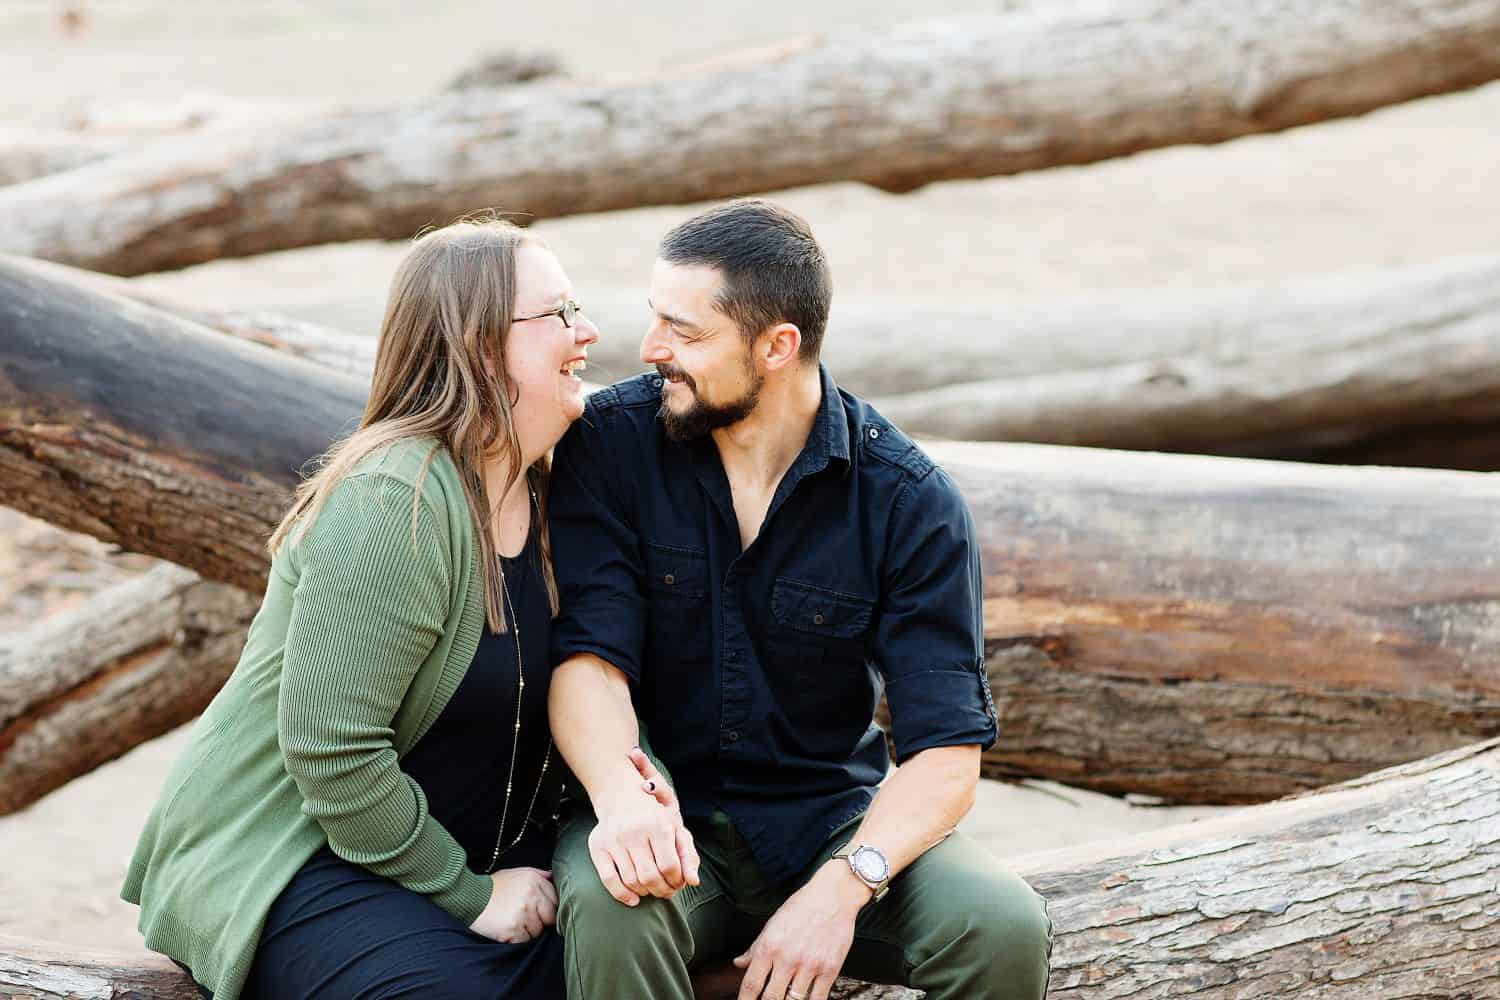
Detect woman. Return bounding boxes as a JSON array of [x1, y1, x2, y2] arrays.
[[122, 215, 625, 999]]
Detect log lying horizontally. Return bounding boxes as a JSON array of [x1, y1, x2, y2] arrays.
[[0, 255, 362, 593], [932, 438, 1500, 802], [7, 739, 1498, 997], [582, 252, 1500, 468], [0, 53, 568, 187], [7, 256, 1500, 806], [38, 250, 1500, 472], [0, 564, 257, 815], [4, 0, 1500, 274]]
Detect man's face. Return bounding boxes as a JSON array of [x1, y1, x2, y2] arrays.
[[641, 259, 763, 442]]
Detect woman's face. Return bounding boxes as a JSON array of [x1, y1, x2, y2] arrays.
[[503, 243, 599, 448]]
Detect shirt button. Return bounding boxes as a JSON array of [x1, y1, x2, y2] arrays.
[[813, 612, 825, 625], [726, 731, 740, 743], [868, 427, 880, 440], [664, 573, 675, 585]]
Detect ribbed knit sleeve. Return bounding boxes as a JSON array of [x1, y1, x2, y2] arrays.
[[277, 471, 493, 925]]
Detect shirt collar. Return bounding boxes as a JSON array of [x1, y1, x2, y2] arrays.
[[810, 363, 852, 474]]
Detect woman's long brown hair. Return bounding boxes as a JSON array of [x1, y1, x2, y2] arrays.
[[267, 214, 558, 631]]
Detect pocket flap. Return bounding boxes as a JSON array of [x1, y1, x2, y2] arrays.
[[771, 578, 874, 638], [644, 542, 708, 599]]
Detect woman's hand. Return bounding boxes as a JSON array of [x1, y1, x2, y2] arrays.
[[469, 867, 558, 944]]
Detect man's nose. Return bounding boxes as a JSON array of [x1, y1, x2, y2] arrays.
[[640, 323, 671, 365]]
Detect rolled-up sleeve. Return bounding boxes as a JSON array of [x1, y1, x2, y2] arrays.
[[548, 397, 648, 684], [877, 468, 998, 762]]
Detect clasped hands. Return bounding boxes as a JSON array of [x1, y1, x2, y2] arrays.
[[591, 749, 869, 1000]]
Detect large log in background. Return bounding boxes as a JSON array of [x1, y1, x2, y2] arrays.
[[931, 438, 1500, 803], [0, 256, 361, 593], [581, 253, 1500, 469], [0, 565, 256, 815], [6, 740, 1498, 998], [6, 257, 1500, 809], [3, 0, 1500, 274], [0, 53, 568, 187], [30, 251, 1500, 473]]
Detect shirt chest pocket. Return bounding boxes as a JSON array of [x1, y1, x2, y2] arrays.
[[769, 578, 876, 668], [643, 542, 711, 665]]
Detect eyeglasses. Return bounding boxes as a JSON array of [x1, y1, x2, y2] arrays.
[[513, 299, 583, 329]]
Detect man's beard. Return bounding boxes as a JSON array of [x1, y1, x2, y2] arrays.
[[656, 363, 763, 442]]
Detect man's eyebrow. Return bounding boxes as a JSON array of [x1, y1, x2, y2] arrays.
[[647, 299, 702, 333]]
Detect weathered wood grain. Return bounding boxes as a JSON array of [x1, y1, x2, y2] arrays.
[[3, 1, 1499, 274], [928, 439, 1500, 802], [7, 741, 1498, 998], [0, 564, 256, 815]]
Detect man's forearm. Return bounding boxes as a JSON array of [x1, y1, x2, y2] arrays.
[[836, 745, 981, 884], [548, 653, 644, 808]]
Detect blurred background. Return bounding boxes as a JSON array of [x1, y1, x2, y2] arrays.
[[3, 0, 1499, 955]]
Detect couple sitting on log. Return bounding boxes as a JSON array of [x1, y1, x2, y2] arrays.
[[121, 200, 1052, 1000]]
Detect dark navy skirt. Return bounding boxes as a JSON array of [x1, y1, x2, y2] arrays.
[[236, 845, 565, 1000]]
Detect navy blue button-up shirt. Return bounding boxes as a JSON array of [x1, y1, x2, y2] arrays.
[[548, 367, 998, 884]]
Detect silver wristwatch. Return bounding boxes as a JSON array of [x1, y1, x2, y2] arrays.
[[832, 843, 891, 901]]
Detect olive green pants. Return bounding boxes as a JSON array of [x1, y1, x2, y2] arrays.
[[554, 806, 1052, 999]]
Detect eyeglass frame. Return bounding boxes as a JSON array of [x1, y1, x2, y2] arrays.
[[513, 298, 583, 329]]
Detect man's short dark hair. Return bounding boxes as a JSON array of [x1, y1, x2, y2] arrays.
[[658, 200, 832, 362]]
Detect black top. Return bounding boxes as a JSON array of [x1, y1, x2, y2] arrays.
[[402, 518, 557, 874], [548, 366, 998, 885]]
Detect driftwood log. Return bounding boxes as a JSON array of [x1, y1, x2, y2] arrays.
[[31, 252, 1500, 472], [6, 739, 1498, 998], [0, 564, 256, 815], [0, 53, 568, 187], [582, 252, 1500, 468], [6, 256, 1500, 808], [931, 438, 1500, 803], [4, 0, 1500, 274]]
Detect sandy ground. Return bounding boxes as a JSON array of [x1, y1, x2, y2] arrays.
[[4, 0, 1500, 957]]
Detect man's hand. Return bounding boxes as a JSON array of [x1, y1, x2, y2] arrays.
[[732, 860, 869, 1000], [587, 748, 701, 906]]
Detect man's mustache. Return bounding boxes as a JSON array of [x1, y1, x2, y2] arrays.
[[655, 364, 696, 391]]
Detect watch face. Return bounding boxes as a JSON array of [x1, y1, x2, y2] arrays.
[[851, 847, 889, 883]]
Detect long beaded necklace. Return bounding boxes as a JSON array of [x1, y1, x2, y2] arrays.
[[484, 488, 554, 873]]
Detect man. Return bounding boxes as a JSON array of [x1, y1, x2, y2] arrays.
[[547, 200, 1051, 1000]]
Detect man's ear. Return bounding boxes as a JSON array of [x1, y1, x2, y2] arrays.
[[759, 322, 802, 372]]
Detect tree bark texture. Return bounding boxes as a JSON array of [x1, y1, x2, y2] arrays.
[[927, 439, 1500, 803], [0, 255, 363, 593], [5, 741, 1497, 998], [3, 1, 1499, 274], [0, 565, 256, 815], [5, 256, 1500, 804]]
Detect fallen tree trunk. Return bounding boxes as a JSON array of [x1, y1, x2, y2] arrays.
[[0, 564, 256, 815], [928, 439, 1500, 802], [584, 253, 1500, 466], [17, 257, 380, 379], [8, 740, 1498, 998], [0, 53, 568, 187], [41, 251, 1500, 472], [7, 254, 1500, 804], [5, 0, 1500, 274], [0, 255, 362, 593]]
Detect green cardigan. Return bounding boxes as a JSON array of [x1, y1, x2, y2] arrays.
[[122, 437, 493, 1000]]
